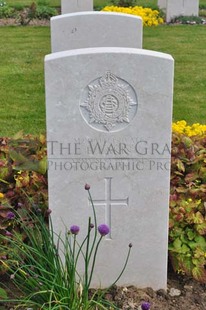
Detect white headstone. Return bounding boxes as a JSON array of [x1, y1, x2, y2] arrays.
[[61, 0, 93, 14], [45, 47, 174, 290], [158, 0, 199, 23], [158, 0, 166, 11], [51, 12, 143, 53]]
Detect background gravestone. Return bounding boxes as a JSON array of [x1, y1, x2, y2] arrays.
[[61, 0, 93, 14], [45, 47, 174, 289], [158, 0, 199, 23], [51, 12, 143, 52]]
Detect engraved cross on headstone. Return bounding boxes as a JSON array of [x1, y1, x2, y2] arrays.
[[92, 177, 129, 239]]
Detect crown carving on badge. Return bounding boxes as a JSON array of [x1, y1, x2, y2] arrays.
[[99, 71, 117, 88]]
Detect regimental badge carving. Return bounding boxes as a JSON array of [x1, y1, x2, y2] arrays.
[[80, 71, 138, 132]]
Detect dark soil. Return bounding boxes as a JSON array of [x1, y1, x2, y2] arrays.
[[1, 270, 206, 309]]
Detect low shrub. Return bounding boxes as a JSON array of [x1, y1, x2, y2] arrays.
[[171, 15, 204, 24], [0, 1, 15, 18], [34, 4, 57, 19], [109, 0, 136, 7], [101, 5, 164, 26], [170, 121, 206, 282], [0, 132, 47, 273], [0, 1, 57, 24]]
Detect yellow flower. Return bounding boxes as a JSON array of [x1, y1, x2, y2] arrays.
[[0, 193, 4, 199], [172, 120, 206, 137], [101, 6, 164, 26]]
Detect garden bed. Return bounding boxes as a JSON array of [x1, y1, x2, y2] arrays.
[[1, 269, 206, 309], [0, 17, 50, 26]]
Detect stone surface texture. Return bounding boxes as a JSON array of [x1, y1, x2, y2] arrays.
[[61, 0, 93, 14], [45, 47, 174, 290], [51, 12, 142, 52], [158, 0, 199, 22], [158, 0, 166, 10]]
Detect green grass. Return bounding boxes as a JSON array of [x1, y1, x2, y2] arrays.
[[5, 0, 206, 8], [143, 25, 206, 124], [1, 4, 206, 136], [0, 27, 50, 136]]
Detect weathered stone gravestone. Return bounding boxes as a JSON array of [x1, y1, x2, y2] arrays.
[[51, 12, 143, 52], [61, 0, 93, 14], [45, 47, 174, 289], [158, 0, 199, 23]]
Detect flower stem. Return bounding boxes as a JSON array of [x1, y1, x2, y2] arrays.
[[88, 236, 103, 288]]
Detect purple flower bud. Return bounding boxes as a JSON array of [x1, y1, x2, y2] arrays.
[[0, 255, 7, 260], [90, 223, 94, 229], [98, 224, 110, 236], [5, 231, 12, 237], [70, 225, 80, 235], [85, 184, 90, 190], [46, 208, 52, 215], [129, 243, 133, 248], [141, 301, 151, 310], [7, 211, 15, 219]]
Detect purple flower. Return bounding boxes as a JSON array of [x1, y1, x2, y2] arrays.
[[98, 224, 110, 236], [7, 211, 15, 219], [70, 225, 80, 235], [5, 231, 12, 237], [85, 184, 90, 190], [141, 302, 151, 310]]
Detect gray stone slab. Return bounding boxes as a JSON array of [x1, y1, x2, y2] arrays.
[[158, 0, 166, 11], [51, 12, 142, 52], [45, 47, 174, 290], [158, 0, 199, 22], [61, 0, 93, 14]]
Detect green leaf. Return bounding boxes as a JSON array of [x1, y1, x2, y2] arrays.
[[192, 266, 206, 283], [186, 229, 195, 240], [0, 287, 8, 299], [0, 178, 9, 184], [168, 253, 179, 272], [187, 240, 198, 250], [193, 211, 204, 224], [173, 238, 182, 251], [38, 157, 47, 174], [179, 256, 194, 276], [10, 149, 46, 174], [13, 160, 40, 172], [9, 149, 28, 164], [195, 223, 206, 235], [194, 235, 206, 250], [176, 159, 185, 172], [182, 136, 193, 148], [181, 244, 190, 254]]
